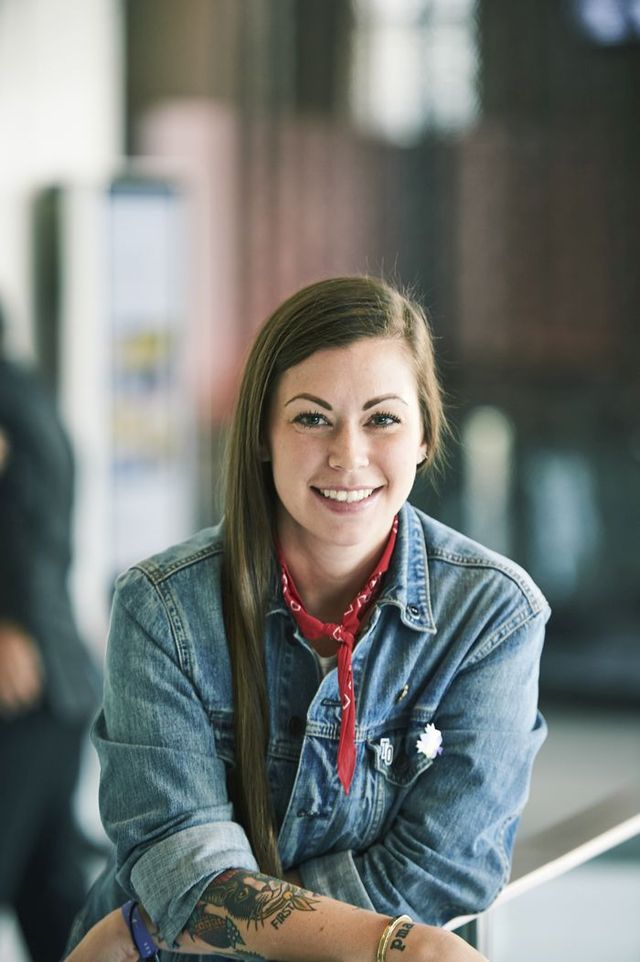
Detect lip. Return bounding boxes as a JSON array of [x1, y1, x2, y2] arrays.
[[310, 485, 383, 513]]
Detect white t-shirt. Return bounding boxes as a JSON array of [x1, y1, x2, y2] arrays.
[[312, 649, 338, 678]]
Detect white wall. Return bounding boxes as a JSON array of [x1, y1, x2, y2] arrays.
[[0, 0, 123, 356]]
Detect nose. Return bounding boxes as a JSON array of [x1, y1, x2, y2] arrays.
[[327, 423, 369, 471]]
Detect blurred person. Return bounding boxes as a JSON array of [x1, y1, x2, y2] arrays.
[[65, 277, 549, 962], [0, 300, 100, 962]]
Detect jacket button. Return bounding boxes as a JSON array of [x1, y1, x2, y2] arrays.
[[288, 715, 305, 737], [408, 604, 420, 617]]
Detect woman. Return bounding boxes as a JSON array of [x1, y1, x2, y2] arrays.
[[65, 276, 548, 962]]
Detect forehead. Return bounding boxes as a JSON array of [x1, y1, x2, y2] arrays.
[[275, 337, 417, 397]]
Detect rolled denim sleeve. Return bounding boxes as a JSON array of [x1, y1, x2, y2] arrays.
[[92, 567, 258, 946], [298, 605, 549, 924]]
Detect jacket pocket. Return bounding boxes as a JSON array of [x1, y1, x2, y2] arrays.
[[364, 723, 437, 837], [368, 723, 435, 785]]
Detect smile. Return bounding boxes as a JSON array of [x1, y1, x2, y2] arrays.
[[317, 488, 376, 503]]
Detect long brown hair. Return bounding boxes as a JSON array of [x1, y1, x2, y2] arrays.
[[221, 276, 447, 875]]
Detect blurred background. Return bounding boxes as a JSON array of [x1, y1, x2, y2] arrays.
[[0, 1, 639, 960]]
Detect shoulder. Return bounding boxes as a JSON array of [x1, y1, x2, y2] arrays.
[[405, 502, 549, 619], [108, 522, 228, 672], [113, 522, 225, 613], [131, 522, 224, 584]]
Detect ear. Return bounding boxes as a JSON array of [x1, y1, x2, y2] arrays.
[[416, 441, 428, 466]]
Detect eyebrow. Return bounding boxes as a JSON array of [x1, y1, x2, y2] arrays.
[[284, 392, 408, 410]]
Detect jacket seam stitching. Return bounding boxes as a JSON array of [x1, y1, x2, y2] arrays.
[[463, 606, 546, 668], [133, 542, 223, 585], [120, 569, 192, 675], [427, 548, 545, 614]]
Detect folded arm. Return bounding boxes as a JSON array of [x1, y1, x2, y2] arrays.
[[65, 866, 485, 962], [296, 607, 549, 923]]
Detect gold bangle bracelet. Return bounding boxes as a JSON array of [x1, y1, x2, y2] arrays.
[[376, 914, 413, 962]]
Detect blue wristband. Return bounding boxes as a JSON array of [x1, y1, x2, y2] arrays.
[[121, 900, 160, 959]]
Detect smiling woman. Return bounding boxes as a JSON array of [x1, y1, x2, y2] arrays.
[[64, 276, 548, 962], [268, 338, 427, 614]]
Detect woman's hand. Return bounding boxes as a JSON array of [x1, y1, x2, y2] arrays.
[[0, 621, 43, 717], [64, 908, 138, 962]]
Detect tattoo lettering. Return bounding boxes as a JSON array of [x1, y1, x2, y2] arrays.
[[389, 921, 414, 953], [270, 904, 296, 930]]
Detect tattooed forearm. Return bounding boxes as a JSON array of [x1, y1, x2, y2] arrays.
[[189, 867, 319, 944], [389, 920, 414, 953]]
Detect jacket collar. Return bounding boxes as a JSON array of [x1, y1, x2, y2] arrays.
[[375, 501, 436, 633], [266, 501, 436, 634]]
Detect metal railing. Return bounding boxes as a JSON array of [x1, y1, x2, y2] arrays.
[[449, 780, 640, 956]]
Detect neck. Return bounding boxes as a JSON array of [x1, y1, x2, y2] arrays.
[[278, 529, 389, 624]]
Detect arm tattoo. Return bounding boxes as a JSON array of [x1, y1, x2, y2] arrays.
[[389, 921, 414, 953], [186, 908, 268, 959], [184, 868, 319, 948], [188, 905, 246, 949], [147, 912, 262, 960]]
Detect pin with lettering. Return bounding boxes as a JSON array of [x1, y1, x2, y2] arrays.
[[378, 738, 394, 766]]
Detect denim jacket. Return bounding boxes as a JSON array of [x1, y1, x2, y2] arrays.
[[72, 501, 548, 958]]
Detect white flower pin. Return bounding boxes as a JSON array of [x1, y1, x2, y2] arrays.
[[416, 723, 443, 760]]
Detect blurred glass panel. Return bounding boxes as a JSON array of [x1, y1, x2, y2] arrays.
[[350, 0, 479, 144], [525, 450, 600, 602], [488, 837, 640, 961], [462, 406, 515, 555], [107, 179, 197, 576]]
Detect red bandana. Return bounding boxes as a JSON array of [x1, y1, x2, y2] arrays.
[[277, 516, 399, 794]]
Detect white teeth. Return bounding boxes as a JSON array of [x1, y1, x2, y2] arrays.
[[319, 488, 374, 503]]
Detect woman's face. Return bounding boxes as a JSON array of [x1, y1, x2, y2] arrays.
[[267, 336, 427, 557]]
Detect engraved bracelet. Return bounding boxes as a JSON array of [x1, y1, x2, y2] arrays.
[[376, 914, 413, 962]]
